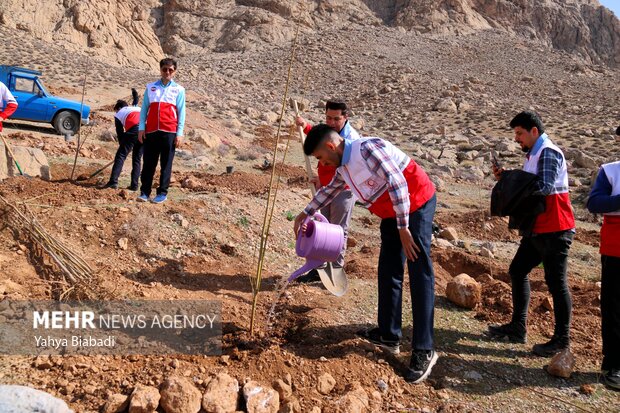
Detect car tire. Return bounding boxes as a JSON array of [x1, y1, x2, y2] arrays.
[[53, 111, 80, 135]]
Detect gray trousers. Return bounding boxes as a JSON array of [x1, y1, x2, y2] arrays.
[[321, 190, 355, 268]]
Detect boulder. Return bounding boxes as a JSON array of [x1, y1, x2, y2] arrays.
[[0, 385, 74, 413], [262, 111, 279, 124], [102, 393, 129, 413], [129, 384, 160, 413], [3, 144, 51, 180], [316, 373, 336, 395], [547, 349, 575, 378], [338, 382, 369, 413], [188, 129, 221, 149], [159, 376, 201, 413], [446, 273, 481, 309], [438, 227, 458, 241], [243, 381, 279, 413], [434, 98, 458, 113], [202, 373, 239, 413], [272, 379, 292, 402]]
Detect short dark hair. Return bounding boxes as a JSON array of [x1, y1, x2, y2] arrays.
[[304, 124, 337, 156], [616, 126, 620, 136], [160, 58, 177, 69], [113, 100, 128, 111], [509, 111, 545, 134], [325, 100, 348, 116]]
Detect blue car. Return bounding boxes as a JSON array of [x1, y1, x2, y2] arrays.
[[0, 65, 90, 135]]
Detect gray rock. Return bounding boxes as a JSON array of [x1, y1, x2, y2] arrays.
[[0, 385, 74, 413]]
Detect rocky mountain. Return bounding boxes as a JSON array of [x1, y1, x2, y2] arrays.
[[0, 0, 618, 68]]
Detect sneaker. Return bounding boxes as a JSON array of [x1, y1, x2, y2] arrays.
[[486, 322, 527, 343], [405, 350, 439, 384], [151, 194, 167, 204], [137, 193, 149, 202], [295, 269, 321, 283], [127, 185, 139, 191], [357, 327, 400, 355], [101, 182, 118, 189], [532, 336, 569, 357], [603, 369, 620, 391]]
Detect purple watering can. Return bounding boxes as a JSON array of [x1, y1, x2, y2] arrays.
[[288, 213, 344, 282]]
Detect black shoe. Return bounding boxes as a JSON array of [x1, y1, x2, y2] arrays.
[[356, 327, 400, 355], [405, 350, 439, 384], [603, 369, 620, 391], [127, 185, 139, 191], [532, 336, 569, 357], [295, 269, 321, 283], [486, 322, 527, 343], [101, 182, 118, 189]]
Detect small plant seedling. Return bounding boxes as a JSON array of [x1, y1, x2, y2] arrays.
[[285, 211, 295, 221], [238, 216, 250, 227]]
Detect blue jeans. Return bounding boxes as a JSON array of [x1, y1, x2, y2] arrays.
[[377, 194, 436, 350]]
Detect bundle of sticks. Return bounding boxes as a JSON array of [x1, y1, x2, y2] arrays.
[[0, 194, 100, 300]]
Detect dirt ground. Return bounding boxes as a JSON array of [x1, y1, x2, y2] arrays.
[[1, 13, 620, 413], [0, 146, 617, 412]]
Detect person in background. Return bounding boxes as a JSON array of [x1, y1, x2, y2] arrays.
[[0, 80, 18, 132], [294, 100, 360, 281], [293, 124, 437, 384], [487, 111, 575, 357], [137, 58, 186, 204], [102, 89, 142, 190], [586, 125, 620, 390]]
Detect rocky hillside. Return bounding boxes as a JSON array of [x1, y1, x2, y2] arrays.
[[1, 0, 618, 68]]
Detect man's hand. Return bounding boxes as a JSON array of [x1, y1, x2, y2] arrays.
[[399, 228, 420, 262], [492, 164, 504, 181], [174, 135, 183, 148], [310, 176, 321, 191], [293, 212, 308, 237], [138, 130, 145, 144], [295, 116, 307, 129]]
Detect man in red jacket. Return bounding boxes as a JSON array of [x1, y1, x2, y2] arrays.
[[294, 124, 437, 384], [295, 101, 359, 281], [488, 111, 575, 357], [586, 126, 620, 390], [0, 80, 18, 132]]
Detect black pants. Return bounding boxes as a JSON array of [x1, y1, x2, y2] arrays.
[[378, 194, 436, 350], [108, 127, 143, 188], [601, 255, 620, 370], [509, 230, 574, 340], [140, 131, 176, 197]]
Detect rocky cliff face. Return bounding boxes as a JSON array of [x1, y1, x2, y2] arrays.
[[0, 0, 618, 68]]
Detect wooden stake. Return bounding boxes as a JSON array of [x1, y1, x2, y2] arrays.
[[70, 72, 88, 181], [249, 22, 301, 336]]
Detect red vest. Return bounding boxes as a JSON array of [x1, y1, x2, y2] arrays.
[[367, 160, 435, 219], [601, 216, 620, 257], [523, 136, 575, 233]]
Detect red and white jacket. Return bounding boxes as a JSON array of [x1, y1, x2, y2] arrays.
[[0, 81, 18, 132], [115, 106, 141, 131], [523, 138, 575, 234], [139, 79, 186, 136]]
